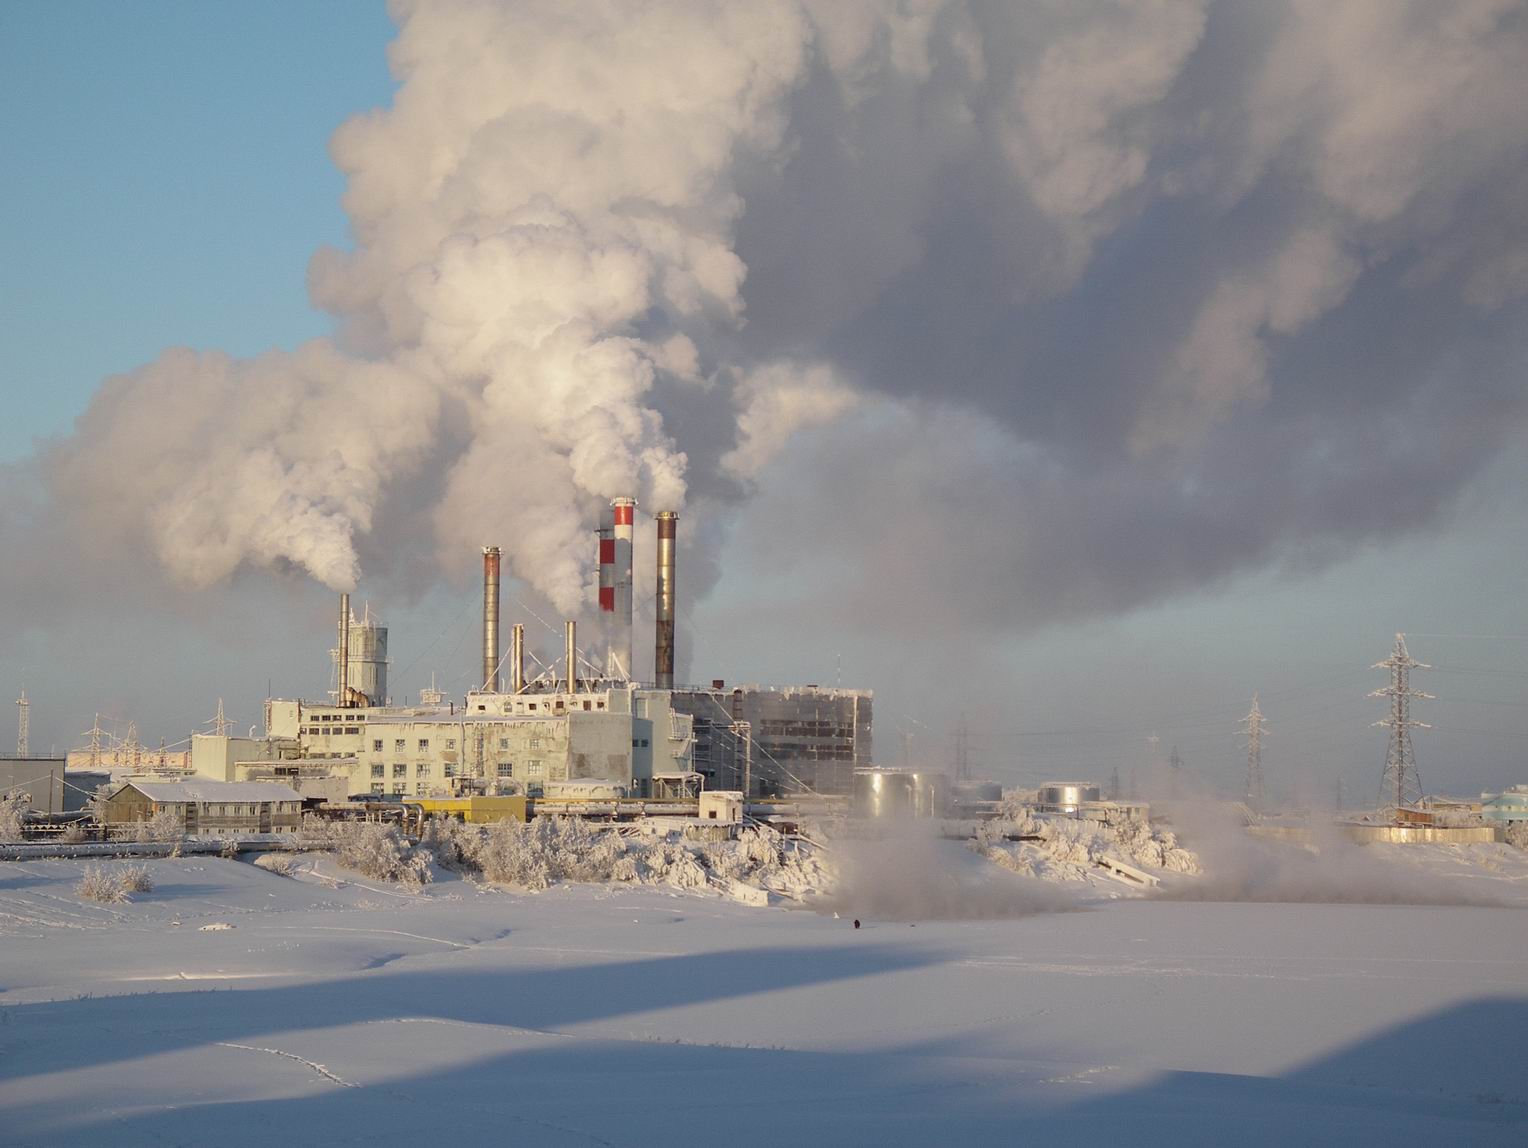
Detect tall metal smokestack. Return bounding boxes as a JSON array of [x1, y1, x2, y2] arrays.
[[482, 546, 501, 692], [565, 620, 578, 694], [510, 623, 525, 694], [611, 497, 635, 681], [338, 592, 351, 707], [655, 511, 677, 689]]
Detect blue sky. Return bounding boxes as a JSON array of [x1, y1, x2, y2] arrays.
[[1, 2, 1525, 803], [0, 1, 394, 459]]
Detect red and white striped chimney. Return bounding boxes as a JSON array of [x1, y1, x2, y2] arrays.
[[611, 497, 635, 681], [597, 510, 615, 679]]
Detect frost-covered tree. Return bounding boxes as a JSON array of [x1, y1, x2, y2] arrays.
[[0, 792, 31, 842]]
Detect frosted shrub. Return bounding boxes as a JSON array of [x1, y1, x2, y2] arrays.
[[421, 816, 480, 870], [330, 820, 433, 888], [114, 808, 182, 844], [475, 820, 553, 890], [0, 792, 31, 842], [1507, 822, 1528, 851], [76, 863, 153, 902], [77, 864, 127, 902], [254, 852, 297, 877], [59, 822, 88, 843]]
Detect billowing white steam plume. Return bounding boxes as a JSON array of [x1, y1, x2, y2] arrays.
[[31, 0, 1528, 633], [47, 1, 844, 608]]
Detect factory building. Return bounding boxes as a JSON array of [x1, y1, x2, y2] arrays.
[[670, 684, 872, 797]]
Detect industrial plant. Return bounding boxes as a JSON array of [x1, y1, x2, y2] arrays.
[[147, 502, 875, 816]]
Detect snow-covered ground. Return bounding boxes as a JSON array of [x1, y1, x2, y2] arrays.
[[2, 840, 1526, 1145]]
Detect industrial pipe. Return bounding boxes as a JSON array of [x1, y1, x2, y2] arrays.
[[565, 619, 578, 694], [482, 546, 501, 692], [510, 623, 525, 694], [338, 592, 351, 707], [655, 511, 677, 689]]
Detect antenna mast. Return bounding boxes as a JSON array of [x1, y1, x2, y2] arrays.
[[15, 689, 28, 757], [1370, 632, 1430, 819]]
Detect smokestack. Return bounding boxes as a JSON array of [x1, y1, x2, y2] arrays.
[[612, 497, 635, 681], [338, 592, 351, 707], [482, 546, 501, 692], [510, 623, 525, 694], [597, 512, 614, 677], [655, 511, 677, 689], [565, 619, 578, 694]]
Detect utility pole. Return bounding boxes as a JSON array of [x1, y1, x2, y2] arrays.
[[1240, 694, 1268, 812], [1371, 632, 1430, 819], [15, 689, 28, 758], [954, 712, 970, 782], [1168, 744, 1182, 799]]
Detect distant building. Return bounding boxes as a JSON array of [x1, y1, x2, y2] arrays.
[[1482, 785, 1528, 824], [0, 757, 68, 812], [101, 781, 303, 837]]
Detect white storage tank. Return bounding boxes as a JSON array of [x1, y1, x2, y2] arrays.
[[1037, 781, 1101, 814]]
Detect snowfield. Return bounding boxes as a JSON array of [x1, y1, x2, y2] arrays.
[[2, 838, 1526, 1146]]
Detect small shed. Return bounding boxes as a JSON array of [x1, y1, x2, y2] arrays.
[[699, 790, 743, 825], [102, 781, 303, 837]]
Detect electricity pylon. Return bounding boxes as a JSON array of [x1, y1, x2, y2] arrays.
[[1371, 632, 1430, 819], [1240, 695, 1268, 811]]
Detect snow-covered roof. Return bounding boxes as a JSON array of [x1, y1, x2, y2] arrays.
[[117, 781, 304, 804]]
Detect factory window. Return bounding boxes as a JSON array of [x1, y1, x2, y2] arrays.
[[499, 738, 510, 750], [416, 765, 430, 778], [444, 764, 456, 777], [345, 727, 359, 735], [528, 703, 537, 711], [392, 782, 406, 795], [394, 739, 405, 751], [597, 701, 605, 710], [632, 738, 649, 748], [416, 782, 429, 795], [583, 701, 591, 711], [393, 763, 407, 778], [371, 783, 384, 795], [446, 739, 456, 750], [372, 739, 383, 752], [526, 761, 544, 777], [530, 738, 542, 748], [497, 762, 513, 777], [418, 739, 429, 752]]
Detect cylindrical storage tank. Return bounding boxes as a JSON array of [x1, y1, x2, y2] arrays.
[[912, 772, 947, 818], [854, 769, 917, 819], [1038, 781, 1101, 814]]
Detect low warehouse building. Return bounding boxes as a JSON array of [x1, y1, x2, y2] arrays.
[[102, 781, 303, 837]]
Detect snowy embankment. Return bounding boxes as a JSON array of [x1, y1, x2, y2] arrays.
[[1, 850, 1524, 1146]]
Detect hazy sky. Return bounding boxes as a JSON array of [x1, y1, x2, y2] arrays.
[[3, 1, 1526, 803]]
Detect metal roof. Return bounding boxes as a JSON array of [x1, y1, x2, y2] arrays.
[[116, 781, 303, 804]]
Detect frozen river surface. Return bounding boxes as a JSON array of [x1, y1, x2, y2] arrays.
[[1, 850, 1525, 1145]]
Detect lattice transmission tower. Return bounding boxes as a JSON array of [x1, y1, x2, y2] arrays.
[[1240, 694, 1268, 811], [1370, 632, 1430, 819], [15, 689, 28, 758]]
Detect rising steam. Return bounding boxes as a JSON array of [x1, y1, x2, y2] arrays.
[[21, 0, 1528, 639]]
